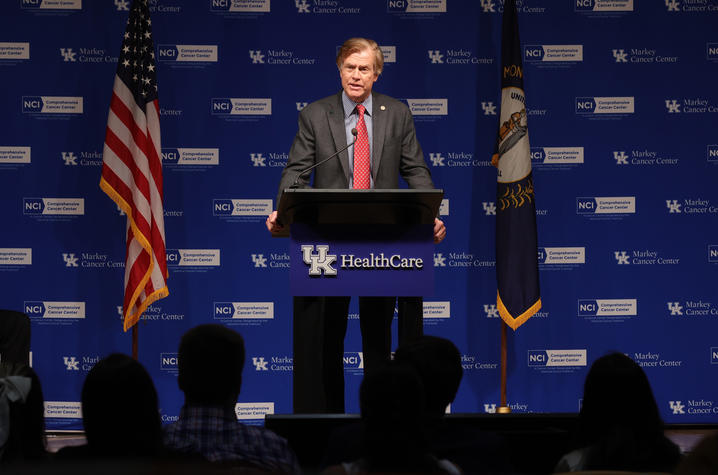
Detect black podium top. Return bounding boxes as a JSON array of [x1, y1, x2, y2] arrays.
[[275, 188, 443, 237]]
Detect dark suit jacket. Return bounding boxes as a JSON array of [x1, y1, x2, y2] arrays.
[[275, 91, 435, 206]]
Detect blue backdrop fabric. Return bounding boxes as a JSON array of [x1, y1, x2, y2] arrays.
[[1, 0, 717, 430]]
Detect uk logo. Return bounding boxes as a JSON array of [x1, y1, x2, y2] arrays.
[[252, 357, 269, 371], [60, 48, 77, 62], [484, 304, 499, 318], [296, 102, 308, 111], [481, 102, 497, 115], [483, 403, 497, 413], [428, 50, 444, 64], [62, 152, 78, 166], [666, 200, 682, 213], [482, 202, 496, 215], [667, 302, 683, 316], [249, 50, 265, 64], [665, 100, 681, 113], [669, 400, 685, 414], [665, 0, 680, 11], [433, 253, 446, 267], [295, 0, 310, 13], [63, 357, 79, 371], [250, 153, 266, 167], [301, 245, 337, 276], [429, 153, 445, 166], [480, 0, 496, 13], [63, 253, 79, 267], [613, 151, 629, 165], [115, 0, 129, 10], [614, 251, 630, 265], [251, 254, 267, 268], [612, 49, 628, 63]]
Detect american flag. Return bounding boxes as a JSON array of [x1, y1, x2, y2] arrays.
[[100, 0, 168, 331]]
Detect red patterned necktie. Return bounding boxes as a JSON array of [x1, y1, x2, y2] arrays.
[[353, 104, 370, 189]]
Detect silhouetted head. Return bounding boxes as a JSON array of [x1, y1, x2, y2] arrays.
[[359, 362, 438, 472], [580, 352, 663, 441], [178, 324, 245, 406], [393, 335, 462, 416], [81, 353, 161, 456], [0, 362, 46, 463]]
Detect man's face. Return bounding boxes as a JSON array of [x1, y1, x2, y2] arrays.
[[339, 49, 378, 103]]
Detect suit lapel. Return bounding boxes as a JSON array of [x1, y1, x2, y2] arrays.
[[327, 92, 350, 182], [371, 92, 386, 182]]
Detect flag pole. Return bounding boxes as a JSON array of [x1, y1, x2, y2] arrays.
[[132, 324, 138, 360], [498, 321, 511, 413]]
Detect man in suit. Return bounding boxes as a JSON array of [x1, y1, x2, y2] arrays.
[[266, 37, 446, 413]]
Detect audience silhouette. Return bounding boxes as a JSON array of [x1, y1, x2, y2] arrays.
[[322, 336, 511, 474], [394, 336, 512, 475], [0, 310, 31, 366], [0, 362, 47, 466], [163, 323, 300, 473], [55, 353, 163, 462], [553, 351, 681, 472], [325, 362, 461, 474]]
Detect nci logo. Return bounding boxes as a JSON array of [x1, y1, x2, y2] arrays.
[[528, 350, 587, 367]]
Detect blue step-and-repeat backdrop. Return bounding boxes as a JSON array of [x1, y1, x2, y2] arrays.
[[1, 0, 717, 430]]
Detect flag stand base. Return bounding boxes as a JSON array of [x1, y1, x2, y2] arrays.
[[497, 405, 511, 414]]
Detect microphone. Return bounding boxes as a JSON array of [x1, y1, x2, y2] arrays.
[[290, 128, 358, 189]]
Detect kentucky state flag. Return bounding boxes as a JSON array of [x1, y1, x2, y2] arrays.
[[492, 0, 541, 330]]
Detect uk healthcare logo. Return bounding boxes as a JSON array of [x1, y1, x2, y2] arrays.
[[481, 101, 497, 115], [669, 401, 685, 414], [252, 357, 269, 371], [614, 251, 630, 265], [665, 100, 681, 113], [295, 0, 310, 13], [62, 253, 79, 267], [667, 302, 683, 316], [483, 304, 499, 318], [482, 202, 496, 215], [60, 48, 77, 62], [62, 152, 78, 165], [613, 151, 629, 164], [428, 50, 444, 64], [612, 49, 628, 62], [433, 253, 447, 267], [63, 357, 79, 371], [429, 153, 445, 166], [251, 153, 266, 166], [249, 50, 265, 63], [251, 254, 267, 268], [666, 200, 682, 213], [301, 245, 338, 276]]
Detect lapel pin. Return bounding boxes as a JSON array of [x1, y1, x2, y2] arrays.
[[380, 105, 386, 111]]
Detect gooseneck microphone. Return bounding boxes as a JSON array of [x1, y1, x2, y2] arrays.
[[290, 128, 358, 189]]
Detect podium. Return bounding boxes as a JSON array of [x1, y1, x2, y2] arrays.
[[276, 189, 443, 297]]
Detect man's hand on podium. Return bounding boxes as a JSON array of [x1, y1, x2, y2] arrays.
[[434, 218, 446, 244], [266, 211, 284, 234]]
